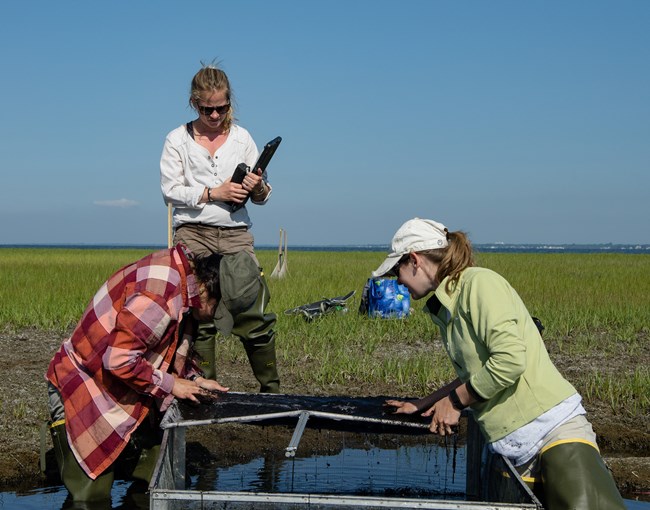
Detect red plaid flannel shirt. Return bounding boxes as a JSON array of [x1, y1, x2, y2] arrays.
[[46, 245, 203, 479]]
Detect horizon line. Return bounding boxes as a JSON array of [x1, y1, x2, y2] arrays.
[[1, 242, 649, 249]]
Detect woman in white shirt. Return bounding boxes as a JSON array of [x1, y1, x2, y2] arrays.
[[160, 64, 279, 393]]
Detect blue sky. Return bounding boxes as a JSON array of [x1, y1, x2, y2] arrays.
[[1, 1, 648, 246]]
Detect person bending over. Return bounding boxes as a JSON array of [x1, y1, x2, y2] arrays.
[[46, 245, 239, 502], [377, 218, 625, 509]]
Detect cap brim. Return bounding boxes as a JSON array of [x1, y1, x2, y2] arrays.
[[372, 253, 401, 278]]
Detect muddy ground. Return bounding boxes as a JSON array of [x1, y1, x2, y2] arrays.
[[0, 328, 648, 501]]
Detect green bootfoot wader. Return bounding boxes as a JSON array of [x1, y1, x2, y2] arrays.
[[231, 275, 280, 393], [242, 334, 280, 393], [116, 415, 162, 483], [193, 322, 218, 381], [50, 421, 114, 502], [541, 441, 626, 510], [50, 417, 162, 503]]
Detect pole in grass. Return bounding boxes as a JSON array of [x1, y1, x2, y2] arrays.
[[167, 203, 173, 249], [271, 228, 288, 278]]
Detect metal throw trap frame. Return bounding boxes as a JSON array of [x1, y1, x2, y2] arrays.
[[149, 392, 542, 510]]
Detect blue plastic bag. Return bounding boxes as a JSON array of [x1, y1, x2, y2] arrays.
[[366, 278, 411, 318]]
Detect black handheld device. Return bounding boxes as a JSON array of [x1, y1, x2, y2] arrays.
[[230, 136, 282, 212], [252, 136, 282, 175], [230, 163, 249, 185]]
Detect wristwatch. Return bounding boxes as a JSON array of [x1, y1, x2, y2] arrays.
[[448, 389, 465, 411]]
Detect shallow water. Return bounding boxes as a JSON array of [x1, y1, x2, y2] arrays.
[[190, 439, 466, 498], [0, 479, 147, 509], [4, 486, 649, 510]]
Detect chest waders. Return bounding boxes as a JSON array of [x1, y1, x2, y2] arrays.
[[230, 273, 279, 393], [194, 272, 279, 393], [48, 406, 161, 502], [538, 440, 626, 510]]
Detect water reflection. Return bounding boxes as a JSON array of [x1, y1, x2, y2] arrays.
[[189, 428, 466, 499], [1, 480, 149, 510], [4, 475, 649, 509]]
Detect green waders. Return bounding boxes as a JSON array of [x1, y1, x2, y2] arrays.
[[193, 323, 219, 380], [50, 421, 114, 502], [49, 417, 161, 502], [539, 441, 626, 509], [195, 273, 280, 393], [231, 274, 280, 393]]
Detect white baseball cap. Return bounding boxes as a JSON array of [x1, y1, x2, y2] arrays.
[[372, 218, 449, 277]]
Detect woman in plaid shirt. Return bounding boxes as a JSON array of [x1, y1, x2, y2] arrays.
[[46, 245, 231, 502]]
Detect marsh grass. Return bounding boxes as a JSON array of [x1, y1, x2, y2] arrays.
[[0, 249, 152, 329], [582, 366, 650, 417], [1, 248, 648, 416]]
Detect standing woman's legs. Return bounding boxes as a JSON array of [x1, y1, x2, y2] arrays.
[[220, 229, 279, 392], [174, 225, 280, 392]]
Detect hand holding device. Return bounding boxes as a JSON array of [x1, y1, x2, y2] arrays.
[[230, 136, 282, 212]]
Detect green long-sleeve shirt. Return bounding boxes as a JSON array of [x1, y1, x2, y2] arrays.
[[425, 267, 576, 442]]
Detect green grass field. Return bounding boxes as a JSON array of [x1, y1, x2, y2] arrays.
[[1, 248, 648, 417]]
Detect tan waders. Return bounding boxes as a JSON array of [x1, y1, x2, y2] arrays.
[[193, 320, 280, 393], [173, 227, 281, 392], [49, 417, 161, 502]]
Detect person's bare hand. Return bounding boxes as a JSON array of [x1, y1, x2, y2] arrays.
[[213, 179, 248, 203], [384, 400, 418, 415], [242, 169, 263, 193], [172, 377, 229, 403], [422, 397, 460, 436], [195, 376, 229, 393]]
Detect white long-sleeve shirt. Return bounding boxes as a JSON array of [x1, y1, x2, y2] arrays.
[[160, 124, 271, 228]]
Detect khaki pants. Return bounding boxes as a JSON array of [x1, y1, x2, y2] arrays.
[[174, 223, 258, 262]]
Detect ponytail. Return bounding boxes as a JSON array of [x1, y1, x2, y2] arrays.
[[420, 230, 474, 293]]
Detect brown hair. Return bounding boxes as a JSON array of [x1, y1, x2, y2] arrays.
[[189, 64, 235, 132], [419, 230, 474, 293], [191, 253, 223, 301]]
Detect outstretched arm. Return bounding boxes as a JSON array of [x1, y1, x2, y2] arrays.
[[384, 378, 462, 415]]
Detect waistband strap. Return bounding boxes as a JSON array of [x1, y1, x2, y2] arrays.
[[177, 223, 248, 231]]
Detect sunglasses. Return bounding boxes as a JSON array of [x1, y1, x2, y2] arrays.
[[389, 255, 410, 278], [197, 103, 230, 116]]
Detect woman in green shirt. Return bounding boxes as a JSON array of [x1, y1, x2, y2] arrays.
[[378, 218, 624, 509]]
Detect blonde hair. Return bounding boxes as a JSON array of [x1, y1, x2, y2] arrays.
[[189, 63, 235, 132], [419, 230, 474, 293]]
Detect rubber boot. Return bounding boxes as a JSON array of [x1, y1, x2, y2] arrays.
[[193, 322, 217, 380], [128, 415, 162, 483], [231, 275, 280, 393], [242, 334, 280, 393], [50, 422, 114, 502], [109, 415, 163, 484], [131, 444, 160, 483], [541, 441, 626, 509]]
